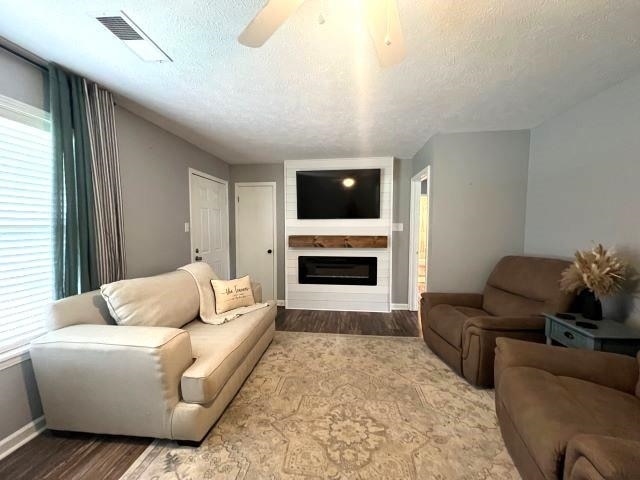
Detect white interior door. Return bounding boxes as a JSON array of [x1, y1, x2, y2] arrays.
[[235, 183, 276, 301], [190, 171, 230, 278]]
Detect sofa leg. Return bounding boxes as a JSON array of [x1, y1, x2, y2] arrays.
[[176, 439, 203, 448]]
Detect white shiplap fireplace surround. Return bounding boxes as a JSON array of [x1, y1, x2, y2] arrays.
[[284, 157, 393, 312]]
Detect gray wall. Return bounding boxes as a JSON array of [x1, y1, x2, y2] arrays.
[[0, 47, 47, 110], [228, 164, 286, 300], [411, 130, 530, 293], [116, 105, 230, 278], [392, 158, 413, 305], [525, 72, 640, 327], [0, 361, 42, 440]]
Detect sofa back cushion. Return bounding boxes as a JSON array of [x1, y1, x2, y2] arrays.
[[483, 256, 573, 317], [101, 270, 199, 328]]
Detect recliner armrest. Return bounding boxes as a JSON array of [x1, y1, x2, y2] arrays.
[[494, 338, 638, 394], [461, 316, 546, 387], [420, 292, 483, 313], [464, 315, 545, 332], [30, 324, 193, 439], [565, 434, 640, 480]]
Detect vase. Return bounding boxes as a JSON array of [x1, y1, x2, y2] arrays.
[[580, 289, 603, 320]]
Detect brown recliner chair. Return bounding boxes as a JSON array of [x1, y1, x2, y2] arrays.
[[420, 255, 574, 387], [495, 338, 640, 480]]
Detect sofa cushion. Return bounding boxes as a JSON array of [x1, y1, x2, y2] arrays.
[[100, 271, 199, 328], [483, 256, 572, 317], [497, 366, 640, 480], [429, 304, 487, 349], [180, 301, 276, 404]]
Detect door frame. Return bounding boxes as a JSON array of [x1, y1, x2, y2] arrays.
[[234, 182, 278, 300], [188, 168, 231, 277], [408, 165, 432, 311]]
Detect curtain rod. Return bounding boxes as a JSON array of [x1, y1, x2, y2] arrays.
[[0, 42, 48, 72]]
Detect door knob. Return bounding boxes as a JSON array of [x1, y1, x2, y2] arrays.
[[267, 249, 273, 254], [195, 256, 203, 261]]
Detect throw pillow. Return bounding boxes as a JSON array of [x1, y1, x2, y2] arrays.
[[211, 276, 255, 314]]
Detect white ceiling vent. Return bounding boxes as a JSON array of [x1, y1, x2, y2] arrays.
[[95, 11, 171, 63]]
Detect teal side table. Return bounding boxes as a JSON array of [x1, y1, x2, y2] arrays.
[[544, 314, 640, 356]]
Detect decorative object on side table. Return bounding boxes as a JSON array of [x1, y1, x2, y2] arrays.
[[545, 313, 640, 356], [560, 244, 627, 320]]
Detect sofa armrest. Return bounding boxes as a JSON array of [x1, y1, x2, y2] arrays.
[[494, 338, 638, 394], [565, 434, 640, 480], [461, 316, 546, 387], [251, 281, 263, 303], [30, 324, 192, 439]]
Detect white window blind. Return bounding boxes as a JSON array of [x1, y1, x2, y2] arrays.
[[0, 94, 53, 364]]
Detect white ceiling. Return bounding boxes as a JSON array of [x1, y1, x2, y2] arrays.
[[1, 0, 639, 164]]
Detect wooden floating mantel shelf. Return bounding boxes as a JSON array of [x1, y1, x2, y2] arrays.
[[288, 235, 388, 249]]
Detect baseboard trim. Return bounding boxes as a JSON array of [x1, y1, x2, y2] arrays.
[[0, 415, 46, 461], [280, 300, 411, 312], [391, 303, 409, 310]]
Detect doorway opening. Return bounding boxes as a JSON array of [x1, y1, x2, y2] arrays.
[[417, 184, 429, 296], [408, 166, 431, 311]]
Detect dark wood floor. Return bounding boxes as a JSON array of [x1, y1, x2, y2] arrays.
[[0, 308, 420, 480], [276, 307, 421, 337], [0, 430, 150, 480]]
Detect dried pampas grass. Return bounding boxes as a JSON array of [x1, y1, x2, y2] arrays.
[[560, 244, 627, 298]]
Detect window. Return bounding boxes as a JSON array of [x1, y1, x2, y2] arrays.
[[0, 94, 53, 364]]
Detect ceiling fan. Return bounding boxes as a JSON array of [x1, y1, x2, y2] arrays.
[[238, 0, 406, 68]]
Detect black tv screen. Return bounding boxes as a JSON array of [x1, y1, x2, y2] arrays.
[[296, 169, 381, 219]]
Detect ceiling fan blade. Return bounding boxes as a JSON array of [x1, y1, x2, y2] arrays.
[[363, 0, 406, 68], [238, 0, 305, 48]]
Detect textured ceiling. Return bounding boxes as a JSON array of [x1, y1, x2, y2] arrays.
[[1, 0, 639, 164]]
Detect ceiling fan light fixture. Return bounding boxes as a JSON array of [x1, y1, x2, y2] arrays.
[[239, 0, 406, 67], [238, 0, 305, 48], [363, 0, 405, 67]]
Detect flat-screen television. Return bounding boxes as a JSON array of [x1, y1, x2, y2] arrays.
[[296, 169, 381, 219]]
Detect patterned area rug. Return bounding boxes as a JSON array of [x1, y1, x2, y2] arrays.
[[121, 332, 518, 480]]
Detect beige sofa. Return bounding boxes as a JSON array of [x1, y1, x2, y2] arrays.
[[30, 270, 276, 444]]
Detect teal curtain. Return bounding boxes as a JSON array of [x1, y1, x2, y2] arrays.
[[50, 64, 99, 299]]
